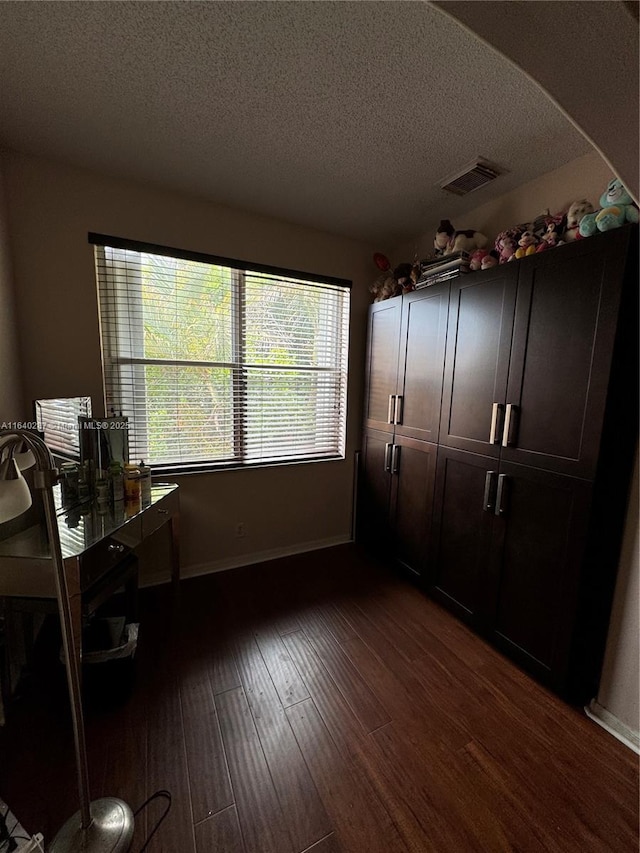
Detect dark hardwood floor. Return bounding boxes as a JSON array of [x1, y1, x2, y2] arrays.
[[1, 544, 638, 852]]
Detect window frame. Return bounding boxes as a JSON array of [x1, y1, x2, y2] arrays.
[[90, 233, 352, 475]]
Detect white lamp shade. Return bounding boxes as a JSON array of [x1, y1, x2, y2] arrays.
[[0, 438, 36, 471], [0, 461, 33, 522], [14, 447, 36, 470]]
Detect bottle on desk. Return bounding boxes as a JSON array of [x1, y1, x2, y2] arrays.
[[138, 460, 152, 506], [109, 459, 125, 504], [123, 462, 141, 506]]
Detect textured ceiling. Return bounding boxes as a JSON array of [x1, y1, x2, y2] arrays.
[[0, 1, 592, 246]]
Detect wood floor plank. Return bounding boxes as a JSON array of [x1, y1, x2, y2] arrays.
[[207, 640, 243, 695], [195, 805, 246, 853], [373, 577, 506, 671], [286, 699, 409, 853], [302, 601, 358, 644], [339, 634, 472, 752], [301, 833, 343, 853], [273, 611, 303, 636], [252, 624, 309, 707], [460, 723, 638, 851], [215, 686, 294, 853], [180, 666, 234, 823], [145, 673, 196, 853], [335, 596, 475, 751], [369, 720, 523, 852], [90, 684, 149, 851], [282, 631, 365, 752], [232, 633, 333, 852], [458, 740, 583, 853], [299, 610, 391, 733], [339, 595, 425, 663]]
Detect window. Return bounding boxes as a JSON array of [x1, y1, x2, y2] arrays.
[[91, 234, 351, 472]]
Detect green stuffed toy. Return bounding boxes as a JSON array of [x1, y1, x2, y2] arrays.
[[579, 178, 638, 237]]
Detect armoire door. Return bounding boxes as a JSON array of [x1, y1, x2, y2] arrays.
[[358, 428, 393, 546], [440, 266, 518, 458], [388, 436, 438, 577], [428, 447, 496, 625], [501, 230, 631, 478], [395, 284, 449, 443], [363, 297, 402, 434], [486, 461, 593, 687]]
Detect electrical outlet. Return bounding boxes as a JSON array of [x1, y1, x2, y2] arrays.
[[235, 522, 246, 538]]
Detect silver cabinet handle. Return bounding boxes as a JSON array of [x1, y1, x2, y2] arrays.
[[384, 442, 393, 472], [483, 471, 497, 512], [489, 402, 503, 444], [393, 395, 403, 425], [107, 543, 125, 553], [391, 444, 401, 474], [495, 474, 508, 516], [388, 395, 396, 424], [502, 404, 518, 447]]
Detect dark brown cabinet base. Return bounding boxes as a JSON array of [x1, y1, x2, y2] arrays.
[[359, 429, 437, 578]]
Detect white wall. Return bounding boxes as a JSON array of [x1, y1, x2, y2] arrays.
[[591, 455, 640, 747], [0, 152, 23, 419], [3, 150, 373, 577]]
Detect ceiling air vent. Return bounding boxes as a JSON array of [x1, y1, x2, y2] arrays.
[[439, 158, 503, 196]]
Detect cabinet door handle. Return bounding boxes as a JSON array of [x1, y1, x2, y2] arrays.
[[393, 395, 403, 425], [384, 442, 393, 472], [388, 395, 396, 424], [489, 402, 503, 444], [483, 471, 497, 512], [502, 404, 518, 447], [495, 474, 508, 517], [391, 444, 401, 474]]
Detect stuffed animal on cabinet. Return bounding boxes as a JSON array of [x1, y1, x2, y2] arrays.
[[394, 263, 415, 294], [536, 214, 567, 252], [434, 220, 455, 256], [369, 273, 400, 302], [494, 229, 521, 263], [579, 179, 639, 236], [434, 219, 488, 256], [514, 229, 539, 259], [469, 248, 489, 270], [481, 250, 499, 269], [564, 199, 594, 241]]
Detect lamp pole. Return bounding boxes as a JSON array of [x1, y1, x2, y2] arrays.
[[0, 430, 133, 853]]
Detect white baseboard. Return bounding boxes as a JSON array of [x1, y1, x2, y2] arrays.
[[139, 534, 353, 588], [585, 699, 640, 754]]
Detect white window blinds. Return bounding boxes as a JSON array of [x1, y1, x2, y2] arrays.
[[92, 236, 350, 470]]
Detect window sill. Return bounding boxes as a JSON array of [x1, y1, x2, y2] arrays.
[[151, 454, 345, 478]]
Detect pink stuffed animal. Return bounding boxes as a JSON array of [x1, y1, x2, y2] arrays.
[[469, 249, 489, 271], [481, 251, 499, 269], [495, 232, 518, 263]]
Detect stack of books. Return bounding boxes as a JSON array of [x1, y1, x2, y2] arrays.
[[415, 251, 470, 288]]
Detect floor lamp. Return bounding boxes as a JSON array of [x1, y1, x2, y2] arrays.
[[0, 429, 133, 853]]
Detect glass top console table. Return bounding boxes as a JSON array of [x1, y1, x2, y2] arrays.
[[0, 484, 179, 718], [0, 483, 180, 598]]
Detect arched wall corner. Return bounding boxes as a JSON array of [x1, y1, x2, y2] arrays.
[[431, 1, 639, 203]]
